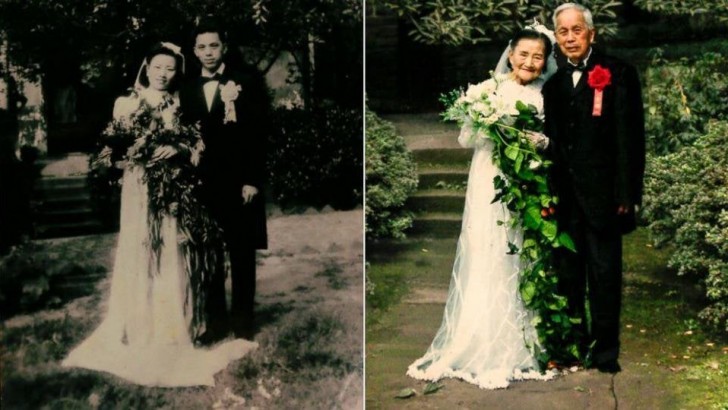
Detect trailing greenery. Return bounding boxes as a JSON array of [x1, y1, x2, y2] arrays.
[[365, 108, 418, 240], [642, 50, 728, 155], [441, 78, 579, 366], [369, 0, 621, 46], [267, 105, 362, 210], [642, 120, 728, 333]]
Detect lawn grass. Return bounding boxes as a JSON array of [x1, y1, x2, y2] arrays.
[[366, 228, 728, 409], [1, 232, 363, 409]]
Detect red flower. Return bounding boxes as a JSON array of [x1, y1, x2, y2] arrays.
[[587, 65, 612, 91]]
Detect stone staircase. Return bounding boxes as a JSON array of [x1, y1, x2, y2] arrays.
[[33, 154, 109, 238], [383, 113, 470, 237]]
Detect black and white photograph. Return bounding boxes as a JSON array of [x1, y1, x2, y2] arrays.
[[1, 1, 363, 408]]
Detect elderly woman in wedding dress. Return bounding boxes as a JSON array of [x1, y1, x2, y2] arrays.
[[407, 26, 558, 389]]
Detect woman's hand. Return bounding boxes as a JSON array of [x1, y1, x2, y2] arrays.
[[150, 145, 178, 163], [525, 131, 550, 150]]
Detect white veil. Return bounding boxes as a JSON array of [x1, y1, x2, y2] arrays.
[[493, 19, 557, 82]]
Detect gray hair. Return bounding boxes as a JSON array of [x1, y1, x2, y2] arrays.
[[553, 3, 594, 30]]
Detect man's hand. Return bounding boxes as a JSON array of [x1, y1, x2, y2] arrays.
[[242, 185, 258, 204]]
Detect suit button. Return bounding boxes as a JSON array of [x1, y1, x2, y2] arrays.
[[569, 122, 575, 128], [568, 144, 573, 151]]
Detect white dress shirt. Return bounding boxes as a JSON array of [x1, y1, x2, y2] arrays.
[[569, 48, 592, 87], [202, 63, 226, 111]]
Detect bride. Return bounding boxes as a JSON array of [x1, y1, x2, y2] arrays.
[[62, 42, 257, 387], [407, 25, 558, 389]]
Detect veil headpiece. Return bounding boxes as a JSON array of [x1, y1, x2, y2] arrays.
[[493, 19, 558, 82], [133, 41, 186, 92]]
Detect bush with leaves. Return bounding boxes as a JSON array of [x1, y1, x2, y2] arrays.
[[365, 108, 418, 239], [369, 0, 621, 46], [642, 50, 728, 155], [642, 120, 728, 332], [267, 105, 362, 210]]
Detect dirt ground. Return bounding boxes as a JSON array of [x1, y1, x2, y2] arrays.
[[2, 208, 364, 409]]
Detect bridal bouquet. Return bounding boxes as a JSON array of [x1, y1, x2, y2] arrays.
[[442, 74, 581, 367], [93, 95, 223, 269]]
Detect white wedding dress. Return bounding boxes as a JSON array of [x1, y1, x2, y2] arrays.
[[407, 78, 554, 389], [62, 89, 257, 387]]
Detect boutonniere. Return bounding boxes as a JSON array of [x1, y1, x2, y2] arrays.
[[587, 65, 611, 117], [219, 81, 242, 124]]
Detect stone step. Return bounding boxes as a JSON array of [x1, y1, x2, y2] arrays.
[[412, 148, 472, 167], [35, 176, 88, 192], [36, 192, 93, 211], [410, 212, 462, 237], [407, 190, 465, 214], [37, 207, 97, 224], [35, 220, 109, 239], [418, 168, 469, 190]]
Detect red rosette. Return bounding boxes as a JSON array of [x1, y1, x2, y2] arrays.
[[587, 65, 612, 91]]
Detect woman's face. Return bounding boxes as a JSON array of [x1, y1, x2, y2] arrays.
[[508, 38, 547, 85], [146, 54, 177, 91]]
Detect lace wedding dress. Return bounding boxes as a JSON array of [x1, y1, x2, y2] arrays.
[[407, 78, 554, 389], [62, 89, 257, 387]]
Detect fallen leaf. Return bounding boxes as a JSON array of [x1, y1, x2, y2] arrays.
[[709, 362, 719, 370], [640, 329, 647, 333], [423, 382, 443, 395], [395, 388, 416, 399], [547, 360, 558, 370], [569, 366, 579, 373], [421, 249, 429, 253], [574, 386, 587, 392], [682, 355, 691, 359], [684, 330, 693, 335], [625, 324, 633, 329], [669, 366, 686, 372], [706, 342, 715, 347]]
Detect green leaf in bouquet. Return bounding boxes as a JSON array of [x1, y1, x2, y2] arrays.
[[558, 232, 577, 252], [521, 281, 536, 304], [505, 145, 519, 160], [524, 206, 542, 229], [514, 152, 524, 173], [541, 220, 557, 241]]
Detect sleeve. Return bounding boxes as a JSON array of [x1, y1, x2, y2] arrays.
[[238, 70, 271, 189], [112, 95, 140, 121], [613, 63, 646, 206]]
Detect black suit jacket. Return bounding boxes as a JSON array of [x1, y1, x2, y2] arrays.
[[179, 66, 270, 249], [542, 50, 645, 233]]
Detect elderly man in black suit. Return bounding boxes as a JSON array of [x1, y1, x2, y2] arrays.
[[179, 19, 270, 344], [542, 3, 645, 373]]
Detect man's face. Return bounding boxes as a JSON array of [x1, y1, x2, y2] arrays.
[[194, 32, 226, 72], [555, 8, 595, 63]]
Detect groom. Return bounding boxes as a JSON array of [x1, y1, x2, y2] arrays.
[[542, 3, 645, 373], [179, 18, 270, 343]]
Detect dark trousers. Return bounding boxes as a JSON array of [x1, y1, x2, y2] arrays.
[[557, 199, 623, 365], [203, 195, 258, 337]]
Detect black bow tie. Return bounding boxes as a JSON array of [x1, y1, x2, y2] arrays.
[[565, 62, 586, 74], [201, 73, 222, 84]]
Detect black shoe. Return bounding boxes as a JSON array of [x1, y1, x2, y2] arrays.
[[194, 330, 223, 347], [596, 360, 621, 374]]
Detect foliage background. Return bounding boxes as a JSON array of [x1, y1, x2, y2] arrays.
[[365, 108, 418, 240]]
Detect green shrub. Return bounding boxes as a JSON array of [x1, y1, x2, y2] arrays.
[[642, 120, 728, 332], [643, 50, 728, 155], [365, 108, 418, 239], [267, 105, 363, 210]]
